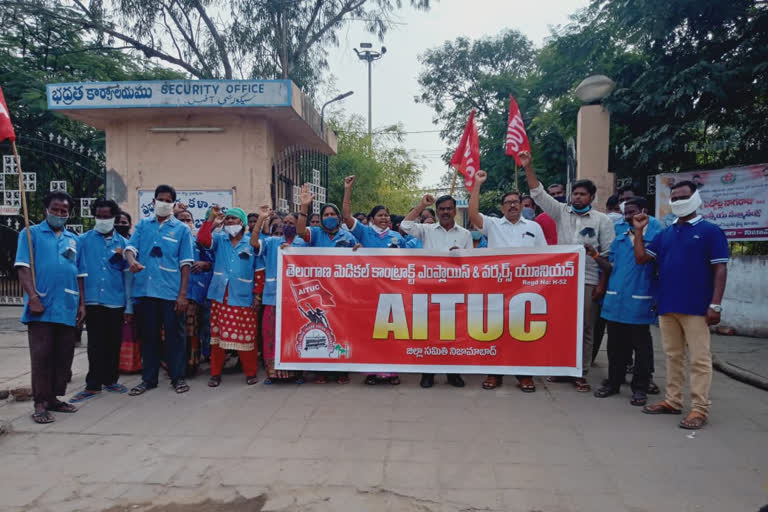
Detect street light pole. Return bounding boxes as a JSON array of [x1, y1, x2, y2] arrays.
[[320, 91, 354, 132], [354, 43, 387, 137]]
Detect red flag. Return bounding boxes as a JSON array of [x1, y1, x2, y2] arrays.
[[449, 110, 480, 191], [0, 86, 15, 142], [290, 279, 336, 309], [505, 94, 530, 166]]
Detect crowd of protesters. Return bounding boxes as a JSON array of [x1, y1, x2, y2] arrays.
[[15, 150, 727, 431]]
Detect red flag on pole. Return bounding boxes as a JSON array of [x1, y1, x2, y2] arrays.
[[0, 86, 16, 142], [449, 110, 480, 191], [505, 94, 530, 166]]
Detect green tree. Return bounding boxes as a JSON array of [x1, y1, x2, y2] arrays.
[[328, 116, 421, 215], [1, 0, 431, 96]]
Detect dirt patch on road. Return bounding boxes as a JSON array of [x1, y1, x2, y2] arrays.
[[102, 495, 267, 512]]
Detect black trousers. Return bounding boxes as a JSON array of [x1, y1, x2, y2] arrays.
[[606, 321, 652, 393], [136, 298, 186, 386], [27, 322, 77, 406], [85, 305, 125, 391]]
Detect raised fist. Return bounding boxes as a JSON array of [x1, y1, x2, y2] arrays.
[[258, 204, 272, 219], [422, 194, 435, 206], [475, 170, 488, 184], [344, 175, 355, 189], [633, 213, 649, 230], [518, 150, 532, 168]]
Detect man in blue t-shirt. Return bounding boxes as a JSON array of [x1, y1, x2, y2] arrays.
[[632, 180, 728, 430]]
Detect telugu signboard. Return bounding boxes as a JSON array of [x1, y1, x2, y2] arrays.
[[276, 247, 585, 376], [655, 164, 768, 241], [138, 189, 234, 229], [46, 80, 291, 110]]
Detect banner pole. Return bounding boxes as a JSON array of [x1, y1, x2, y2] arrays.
[[12, 141, 36, 292], [514, 163, 519, 192], [449, 165, 459, 196]]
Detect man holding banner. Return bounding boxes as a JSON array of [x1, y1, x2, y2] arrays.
[[524, 150, 615, 392], [402, 193, 471, 389], [468, 169, 546, 392]]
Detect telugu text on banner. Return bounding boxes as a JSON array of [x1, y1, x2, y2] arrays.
[[276, 247, 585, 376]]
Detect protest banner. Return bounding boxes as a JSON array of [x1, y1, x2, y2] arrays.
[[655, 164, 768, 241], [276, 246, 585, 376]]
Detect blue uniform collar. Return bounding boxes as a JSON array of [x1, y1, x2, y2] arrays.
[[150, 215, 180, 227]]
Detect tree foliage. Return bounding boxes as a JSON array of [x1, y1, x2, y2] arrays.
[[1, 0, 430, 96], [328, 116, 421, 215]]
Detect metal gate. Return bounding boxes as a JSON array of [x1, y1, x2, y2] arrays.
[[272, 145, 328, 214], [0, 133, 105, 304]]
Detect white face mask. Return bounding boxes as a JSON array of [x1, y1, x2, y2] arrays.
[[94, 218, 115, 234], [669, 190, 702, 218], [619, 201, 626, 214], [607, 212, 624, 225], [224, 224, 243, 237], [154, 200, 174, 217]]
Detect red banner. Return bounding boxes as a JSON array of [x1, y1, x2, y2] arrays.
[[505, 94, 530, 166], [0, 86, 16, 142], [276, 247, 584, 376], [449, 110, 480, 191]]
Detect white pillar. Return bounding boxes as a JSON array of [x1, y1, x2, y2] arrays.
[[576, 105, 614, 211]]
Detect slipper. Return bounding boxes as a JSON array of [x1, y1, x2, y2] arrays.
[[517, 377, 536, 393], [642, 401, 682, 415], [48, 401, 78, 413], [336, 375, 350, 385], [129, 382, 153, 396], [573, 378, 591, 392], [173, 379, 190, 393], [32, 410, 55, 424], [246, 375, 259, 385], [647, 381, 661, 395], [104, 383, 128, 394], [314, 375, 328, 384], [208, 375, 222, 387], [69, 390, 100, 403], [679, 412, 707, 430], [482, 375, 502, 390], [630, 392, 648, 407]]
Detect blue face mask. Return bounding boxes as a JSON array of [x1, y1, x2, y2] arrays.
[[322, 216, 339, 231], [572, 204, 591, 214], [46, 210, 68, 229], [522, 207, 535, 220], [471, 231, 483, 241], [555, 196, 567, 203]]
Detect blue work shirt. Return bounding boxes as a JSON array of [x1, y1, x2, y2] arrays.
[[647, 216, 729, 316], [187, 243, 213, 305], [304, 226, 357, 248], [206, 231, 259, 307], [405, 235, 423, 249], [351, 219, 404, 248], [126, 216, 194, 301], [15, 221, 81, 326], [78, 229, 128, 308], [601, 222, 663, 325]]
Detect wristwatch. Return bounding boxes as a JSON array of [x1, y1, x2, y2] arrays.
[[709, 304, 723, 313]]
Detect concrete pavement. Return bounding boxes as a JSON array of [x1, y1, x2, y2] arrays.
[[1, 306, 767, 512]]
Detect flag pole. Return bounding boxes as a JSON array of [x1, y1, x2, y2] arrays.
[[12, 141, 36, 291], [449, 165, 460, 196], [514, 163, 519, 192]]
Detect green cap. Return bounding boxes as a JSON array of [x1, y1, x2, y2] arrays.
[[226, 207, 247, 226]]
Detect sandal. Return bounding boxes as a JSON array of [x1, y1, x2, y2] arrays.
[[336, 374, 350, 385], [69, 389, 100, 403], [630, 391, 648, 407], [388, 376, 401, 386], [679, 412, 707, 430], [365, 375, 378, 386], [208, 375, 222, 387], [48, 401, 78, 413], [642, 401, 682, 415], [246, 375, 259, 385], [173, 379, 190, 394], [647, 381, 660, 395], [517, 377, 536, 393], [573, 378, 591, 392], [129, 382, 152, 396], [482, 375, 502, 390], [593, 386, 619, 398], [104, 383, 128, 394], [32, 410, 55, 424], [314, 374, 328, 384]]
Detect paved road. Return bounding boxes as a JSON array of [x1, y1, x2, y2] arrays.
[[0, 309, 766, 512]]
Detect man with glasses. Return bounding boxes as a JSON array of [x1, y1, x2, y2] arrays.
[[468, 170, 546, 392]]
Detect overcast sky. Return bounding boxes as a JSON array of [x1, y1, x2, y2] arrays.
[[322, 0, 590, 187]]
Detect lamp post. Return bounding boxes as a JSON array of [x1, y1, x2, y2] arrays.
[[320, 91, 354, 132], [573, 74, 616, 209], [354, 42, 387, 137]]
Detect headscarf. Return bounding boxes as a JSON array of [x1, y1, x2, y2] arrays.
[[321, 203, 341, 233], [226, 207, 247, 226]]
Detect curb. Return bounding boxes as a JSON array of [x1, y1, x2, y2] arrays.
[[712, 354, 768, 391]]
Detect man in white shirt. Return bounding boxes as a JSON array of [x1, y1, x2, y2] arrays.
[[402, 194, 472, 388], [468, 170, 547, 393]]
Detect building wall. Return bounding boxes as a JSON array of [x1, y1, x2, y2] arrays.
[[721, 255, 768, 337], [105, 112, 276, 219]]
